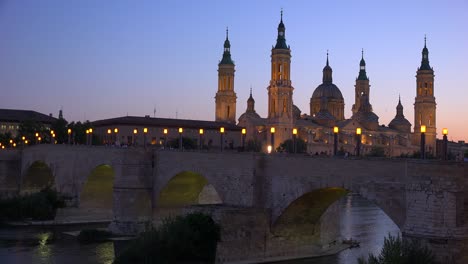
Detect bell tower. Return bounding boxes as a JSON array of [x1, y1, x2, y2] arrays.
[[267, 10, 294, 149], [352, 49, 372, 115], [414, 36, 436, 155], [215, 28, 237, 124]]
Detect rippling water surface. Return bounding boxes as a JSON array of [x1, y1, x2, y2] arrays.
[[0, 194, 399, 264]]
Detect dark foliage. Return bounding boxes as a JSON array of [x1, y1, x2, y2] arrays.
[[367, 146, 385, 157], [358, 234, 435, 264], [245, 139, 262, 152], [0, 187, 65, 221], [167, 137, 197, 150], [276, 138, 307, 153], [115, 212, 220, 264]]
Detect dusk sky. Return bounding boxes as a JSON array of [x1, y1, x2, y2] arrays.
[[1, 0, 467, 141]]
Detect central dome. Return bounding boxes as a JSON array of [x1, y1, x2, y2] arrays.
[[311, 83, 344, 100]]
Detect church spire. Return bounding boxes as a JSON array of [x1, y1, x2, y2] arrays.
[[247, 87, 255, 113], [419, 35, 431, 70], [219, 27, 234, 65], [357, 49, 368, 80], [274, 9, 288, 49], [322, 51, 333, 83]]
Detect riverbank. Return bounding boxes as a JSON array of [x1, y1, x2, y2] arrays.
[[225, 243, 351, 264]]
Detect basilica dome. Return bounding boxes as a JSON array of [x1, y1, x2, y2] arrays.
[[311, 83, 344, 101]]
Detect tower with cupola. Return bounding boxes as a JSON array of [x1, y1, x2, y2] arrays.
[[352, 50, 372, 115], [267, 10, 294, 149], [413, 37, 437, 155], [215, 28, 237, 124]]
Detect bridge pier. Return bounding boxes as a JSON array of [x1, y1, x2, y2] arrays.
[[108, 149, 154, 235]]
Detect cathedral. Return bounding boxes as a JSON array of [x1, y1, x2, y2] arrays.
[[216, 12, 437, 157]]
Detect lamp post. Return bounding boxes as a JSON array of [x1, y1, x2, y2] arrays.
[[67, 128, 72, 145], [163, 128, 168, 149], [356, 128, 362, 157], [220, 127, 225, 152], [292, 128, 298, 154], [143, 128, 148, 149], [107, 129, 111, 146], [85, 129, 89, 145], [241, 128, 246, 152], [178, 128, 183, 151], [133, 129, 138, 146], [50, 130, 54, 145], [270, 127, 275, 153], [89, 128, 93, 146], [333, 126, 339, 156], [114, 128, 119, 146], [35, 132, 39, 145], [420, 125, 426, 159], [199, 129, 204, 151], [442, 128, 448, 160]]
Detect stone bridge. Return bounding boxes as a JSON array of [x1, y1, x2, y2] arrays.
[[0, 144, 466, 263]]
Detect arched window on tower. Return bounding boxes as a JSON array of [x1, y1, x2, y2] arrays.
[[279, 64, 283, 80], [419, 113, 422, 125], [283, 98, 287, 113]]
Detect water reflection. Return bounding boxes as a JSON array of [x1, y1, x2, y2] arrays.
[[0, 193, 399, 264], [275, 193, 400, 264]]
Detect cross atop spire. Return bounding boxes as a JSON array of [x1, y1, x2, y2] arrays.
[[226, 27, 229, 40], [281, 8, 283, 22], [424, 34, 427, 47], [361, 48, 364, 59], [326, 50, 329, 66]]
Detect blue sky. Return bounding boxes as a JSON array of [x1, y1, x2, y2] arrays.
[[0, 0, 467, 141]]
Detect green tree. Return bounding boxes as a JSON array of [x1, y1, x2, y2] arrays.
[[277, 138, 307, 153], [167, 137, 197, 150], [17, 120, 47, 144], [245, 139, 262, 152], [51, 116, 69, 144], [358, 234, 435, 264], [115, 212, 220, 264], [367, 146, 385, 157], [68, 121, 94, 145]]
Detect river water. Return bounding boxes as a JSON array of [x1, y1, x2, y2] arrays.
[[0, 194, 399, 264]]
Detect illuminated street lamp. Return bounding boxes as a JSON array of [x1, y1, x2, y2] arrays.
[[114, 128, 119, 146], [163, 128, 168, 149], [143, 128, 148, 149], [86, 129, 89, 145], [67, 128, 72, 144], [199, 129, 204, 151], [133, 128, 138, 146], [270, 127, 275, 153], [356, 128, 362, 157], [220, 127, 225, 152], [420, 125, 426, 159], [292, 128, 298, 154], [241, 128, 246, 152], [178, 128, 183, 151], [442, 128, 448, 160], [107, 129, 111, 145], [50, 130, 54, 145], [333, 126, 339, 156]]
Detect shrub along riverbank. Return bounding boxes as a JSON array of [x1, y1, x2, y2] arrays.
[[0, 187, 65, 222], [114, 212, 220, 264]]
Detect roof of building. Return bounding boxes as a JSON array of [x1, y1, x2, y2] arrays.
[[92, 116, 242, 131], [311, 83, 344, 100], [0, 109, 57, 124]]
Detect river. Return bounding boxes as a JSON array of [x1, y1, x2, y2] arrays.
[[0, 194, 399, 264]]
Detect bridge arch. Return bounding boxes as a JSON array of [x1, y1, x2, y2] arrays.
[[272, 187, 348, 237], [21, 160, 54, 194], [158, 171, 223, 207], [79, 164, 115, 219]]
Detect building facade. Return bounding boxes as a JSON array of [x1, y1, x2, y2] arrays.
[[238, 12, 437, 157]]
